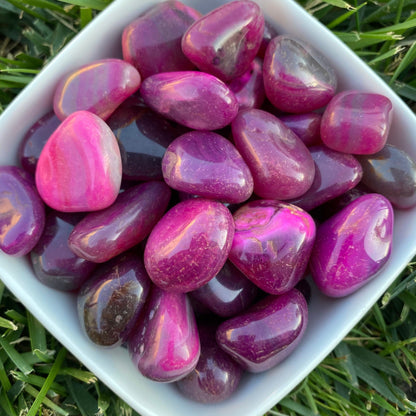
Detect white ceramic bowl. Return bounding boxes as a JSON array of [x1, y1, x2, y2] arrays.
[[1, 1, 416, 415]]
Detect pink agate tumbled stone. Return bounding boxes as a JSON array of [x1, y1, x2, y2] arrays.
[[144, 199, 235, 293], [140, 71, 239, 130], [53, 59, 141, 121], [35, 111, 122, 212], [229, 200, 316, 295], [182, 0, 264, 82], [231, 108, 315, 200], [309, 194, 394, 297], [263, 35, 337, 113], [279, 113, 322, 147], [162, 131, 253, 204], [122, 1, 201, 79], [321, 90, 393, 154]]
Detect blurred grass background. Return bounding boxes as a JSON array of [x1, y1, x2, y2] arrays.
[[0, 0, 416, 415]]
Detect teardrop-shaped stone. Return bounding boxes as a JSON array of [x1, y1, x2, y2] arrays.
[[182, 0, 264, 81], [216, 289, 308, 373], [162, 131, 253, 203], [35, 111, 122, 212], [128, 286, 200, 382], [309, 194, 394, 297]]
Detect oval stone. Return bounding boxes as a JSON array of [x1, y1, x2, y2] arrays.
[[140, 71, 239, 130], [53, 59, 141, 121], [309, 194, 394, 297], [182, 0, 264, 82], [144, 199, 235, 293], [0, 166, 45, 256], [279, 113, 322, 147], [216, 289, 308, 373], [231, 108, 315, 200], [162, 131, 253, 204], [229, 200, 316, 295]]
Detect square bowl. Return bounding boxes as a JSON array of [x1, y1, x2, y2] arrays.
[[1, 1, 416, 415]]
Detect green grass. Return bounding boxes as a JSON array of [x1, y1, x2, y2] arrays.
[[1, 0, 416, 415]]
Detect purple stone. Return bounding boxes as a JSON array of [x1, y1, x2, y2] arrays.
[[263, 35, 337, 113], [231, 108, 315, 200], [0, 166, 45, 256], [128, 285, 200, 382], [122, 1, 201, 79], [140, 71, 239, 131], [309, 194, 394, 297], [229, 200, 316, 295], [190, 261, 259, 317], [321, 90, 393, 154], [216, 289, 308, 373], [162, 131, 253, 204], [279, 113, 322, 147], [144, 199, 235, 293], [53, 59, 141, 121], [18, 110, 61, 175], [287, 145, 363, 211], [78, 251, 151, 347], [182, 0, 264, 82], [31, 211, 96, 292], [68, 182, 171, 263]]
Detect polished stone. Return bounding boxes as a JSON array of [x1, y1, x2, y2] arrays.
[[279, 113, 322, 147]]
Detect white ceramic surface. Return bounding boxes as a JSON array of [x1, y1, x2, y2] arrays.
[[1, 1, 416, 415]]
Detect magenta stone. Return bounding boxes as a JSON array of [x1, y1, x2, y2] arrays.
[[279, 113, 322, 147], [140, 71, 239, 130], [288, 145, 363, 211], [0, 166, 45, 256], [162, 131, 253, 203], [229, 200, 316, 295], [231, 108, 315, 200], [78, 251, 151, 347], [190, 261, 259, 317], [128, 286, 200, 382], [35, 111, 122, 212], [216, 289, 308, 373], [53, 59, 141, 121], [321, 90, 393, 154], [182, 0, 264, 82], [263, 35, 337, 113], [309, 194, 394, 297], [18, 111, 61, 175], [31, 211, 96, 292], [122, 1, 201, 79], [68, 181, 171, 263], [144, 199, 235, 293]]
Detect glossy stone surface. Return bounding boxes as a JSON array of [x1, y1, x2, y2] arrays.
[[0, 166, 45, 256], [144, 199, 234, 293], [35, 111, 122, 212], [107, 103, 185, 181], [140, 71, 239, 130], [182, 1, 264, 82], [263, 35, 337, 113], [190, 261, 259, 317], [357, 144, 416, 209], [31, 211, 96, 291], [68, 182, 171, 263], [229, 200, 316, 295], [228, 58, 265, 110], [19, 110, 61, 175], [309, 194, 394, 297], [279, 113, 322, 147], [128, 286, 200, 382], [162, 131, 253, 203], [321, 90, 393, 154], [78, 251, 151, 347], [176, 321, 243, 403], [53, 59, 141, 121], [231, 108, 315, 200], [216, 289, 308, 373], [288, 145, 363, 211], [122, 1, 200, 79]]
